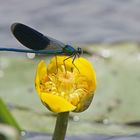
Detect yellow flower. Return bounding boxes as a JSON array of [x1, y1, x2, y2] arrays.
[[35, 56, 96, 113]]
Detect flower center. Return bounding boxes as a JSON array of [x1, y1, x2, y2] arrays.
[[40, 65, 89, 106]]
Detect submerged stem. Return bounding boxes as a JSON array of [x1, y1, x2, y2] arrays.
[[52, 112, 69, 140]]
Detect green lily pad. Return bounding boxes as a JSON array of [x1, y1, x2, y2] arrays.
[[0, 43, 140, 135]]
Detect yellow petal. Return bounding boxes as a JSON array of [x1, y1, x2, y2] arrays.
[[41, 92, 76, 113], [35, 60, 47, 96], [74, 57, 96, 91]]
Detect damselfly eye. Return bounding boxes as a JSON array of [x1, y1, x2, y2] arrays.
[[77, 47, 82, 55]]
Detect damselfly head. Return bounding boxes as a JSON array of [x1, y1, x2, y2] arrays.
[[77, 47, 82, 56]]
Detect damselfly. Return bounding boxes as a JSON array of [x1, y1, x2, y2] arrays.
[[0, 23, 82, 58]]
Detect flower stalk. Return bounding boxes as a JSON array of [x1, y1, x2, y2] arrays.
[[52, 112, 69, 140]]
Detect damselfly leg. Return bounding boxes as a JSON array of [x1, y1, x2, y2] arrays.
[[63, 54, 80, 74], [72, 54, 80, 73]]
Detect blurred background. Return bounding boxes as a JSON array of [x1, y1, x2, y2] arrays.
[[0, 0, 140, 140]]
